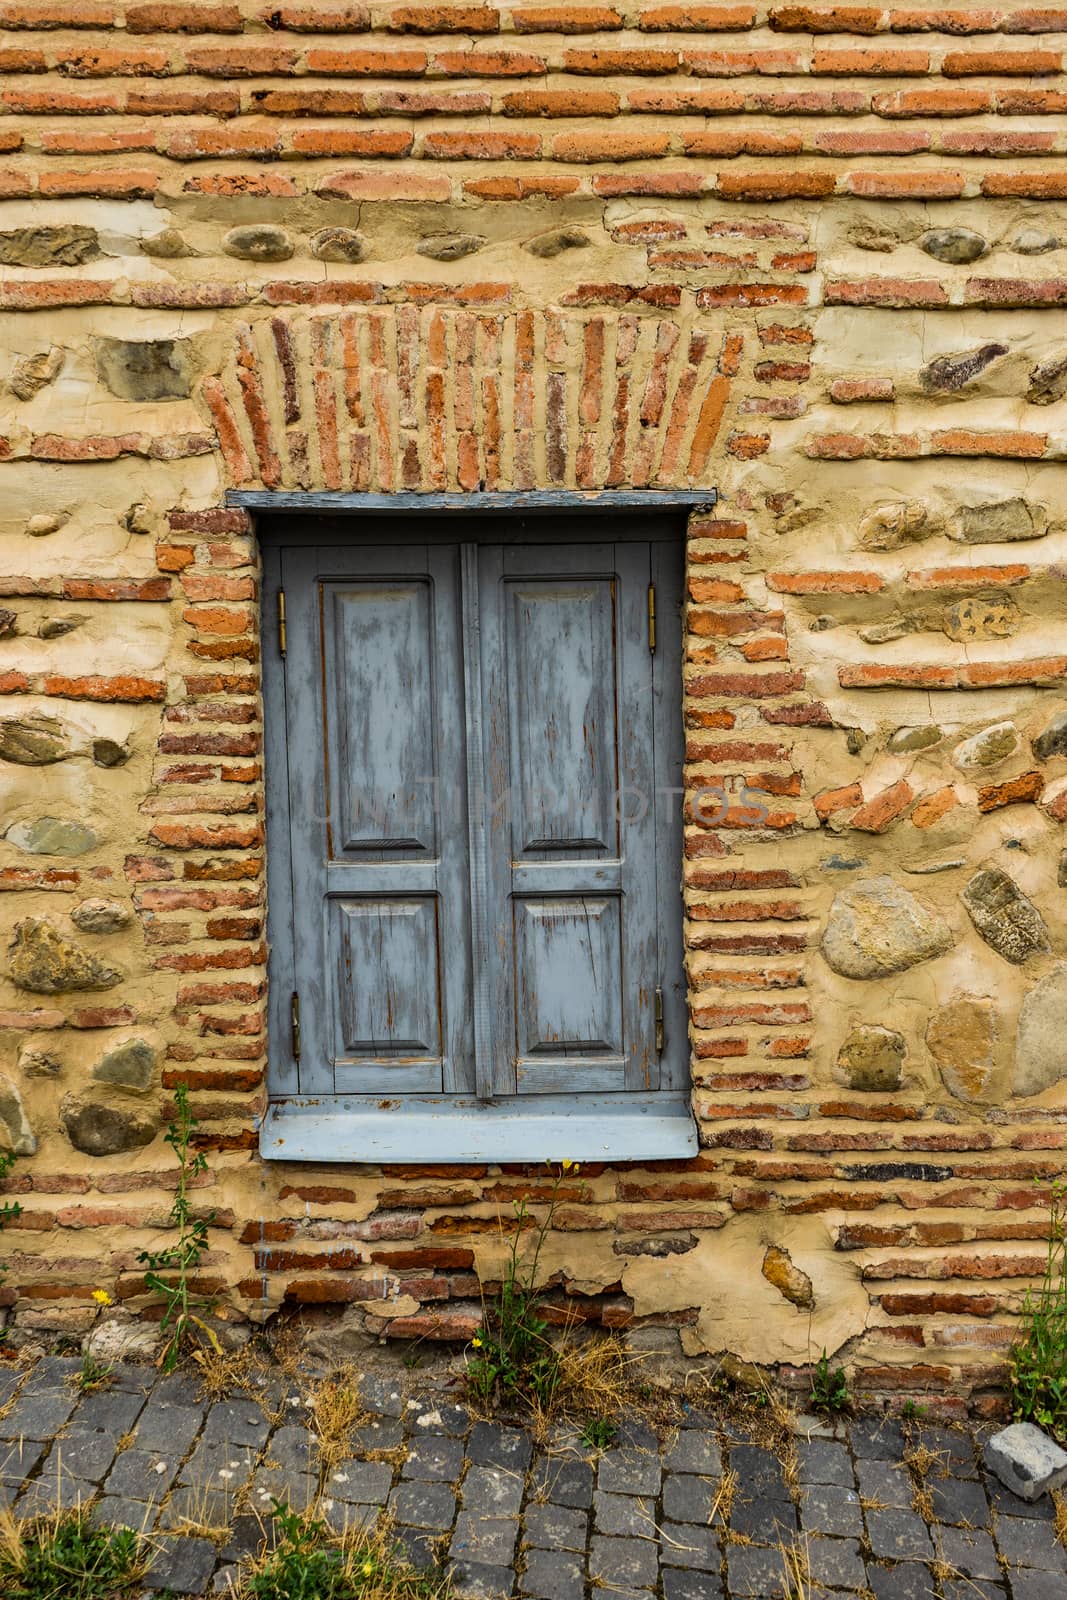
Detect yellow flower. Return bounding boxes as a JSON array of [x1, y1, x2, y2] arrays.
[[561, 1158, 573, 1171], [91, 1289, 112, 1307], [361, 1561, 375, 1577], [471, 1335, 483, 1348]]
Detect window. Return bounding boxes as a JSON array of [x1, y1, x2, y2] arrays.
[[260, 512, 694, 1160]]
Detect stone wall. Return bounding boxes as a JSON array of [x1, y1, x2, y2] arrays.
[[0, 0, 1066, 1412]]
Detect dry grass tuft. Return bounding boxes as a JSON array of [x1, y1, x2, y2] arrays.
[[709, 1466, 739, 1529], [778, 1534, 811, 1600], [308, 1366, 370, 1475], [903, 1439, 948, 1522], [528, 1331, 668, 1440], [1053, 1489, 1067, 1551], [236, 1507, 452, 1600], [191, 1342, 270, 1404]]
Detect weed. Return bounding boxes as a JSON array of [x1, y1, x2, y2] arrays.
[[467, 1164, 570, 1413], [580, 1417, 617, 1451], [241, 1500, 450, 1600], [73, 1352, 113, 1394], [0, 1508, 141, 1600], [308, 1366, 369, 1477], [0, 1152, 21, 1343], [902, 1442, 945, 1523], [899, 1399, 929, 1423], [810, 1350, 851, 1416], [1010, 1178, 1067, 1443], [137, 1083, 219, 1373]]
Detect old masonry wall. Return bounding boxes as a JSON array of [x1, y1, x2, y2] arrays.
[[0, 0, 1066, 1412]]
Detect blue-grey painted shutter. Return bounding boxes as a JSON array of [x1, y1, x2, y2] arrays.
[[283, 543, 475, 1095], [479, 541, 661, 1095]]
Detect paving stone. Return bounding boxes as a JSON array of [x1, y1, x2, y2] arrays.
[[530, 1454, 593, 1507], [796, 1439, 854, 1486], [0, 1436, 45, 1484], [43, 1429, 121, 1483], [403, 1433, 466, 1481], [354, 1419, 405, 1453], [798, 1483, 864, 1537], [389, 1480, 456, 1529], [663, 1473, 721, 1524], [924, 1472, 990, 1529], [936, 1524, 1001, 1580], [660, 1521, 720, 1570], [588, 1532, 659, 1590], [249, 1467, 317, 1512], [158, 1485, 238, 1531], [729, 1444, 789, 1500], [180, 1439, 259, 1490], [360, 1373, 404, 1417], [727, 1541, 794, 1597], [451, 1512, 519, 1566], [598, 1446, 662, 1497], [393, 1526, 441, 1570], [941, 1584, 1006, 1600], [805, 1534, 867, 1590], [986, 1476, 1056, 1520], [664, 1430, 722, 1476], [322, 1499, 381, 1537], [866, 1506, 935, 1560], [201, 1399, 271, 1449], [993, 1514, 1067, 1571], [143, 1533, 217, 1594], [866, 1561, 937, 1600], [468, 1422, 532, 1474], [522, 1501, 588, 1551], [263, 1424, 316, 1474], [616, 1421, 659, 1452], [730, 1493, 797, 1543], [27, 1355, 83, 1388], [409, 1401, 469, 1436], [662, 1570, 724, 1599], [18, 1474, 98, 1515], [462, 1463, 525, 1517], [92, 1494, 157, 1531], [0, 1390, 76, 1438], [106, 1446, 179, 1500], [449, 1560, 514, 1599], [594, 1489, 657, 1537], [68, 1388, 146, 1434], [154, 1371, 206, 1407], [850, 1418, 907, 1460], [519, 1547, 585, 1598], [912, 1423, 980, 1479], [855, 1458, 913, 1508], [134, 1400, 205, 1455], [107, 1362, 156, 1394], [326, 1457, 393, 1504], [219, 1513, 280, 1563], [1011, 1574, 1067, 1600], [0, 1372, 22, 1410]]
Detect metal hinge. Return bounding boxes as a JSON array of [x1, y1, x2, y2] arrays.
[[277, 588, 287, 658], [647, 583, 656, 654], [654, 986, 664, 1056], [290, 990, 301, 1061]]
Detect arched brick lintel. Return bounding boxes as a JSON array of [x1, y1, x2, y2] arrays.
[[206, 308, 737, 496]]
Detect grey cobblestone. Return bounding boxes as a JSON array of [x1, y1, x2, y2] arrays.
[[0, 1349, 1058, 1599]]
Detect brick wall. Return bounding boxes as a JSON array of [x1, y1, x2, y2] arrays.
[[0, 0, 1065, 1413]]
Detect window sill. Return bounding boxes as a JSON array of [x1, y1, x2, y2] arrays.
[[260, 1093, 698, 1164]]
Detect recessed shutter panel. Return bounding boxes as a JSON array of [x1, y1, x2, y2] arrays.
[[283, 544, 475, 1095], [479, 541, 660, 1095]]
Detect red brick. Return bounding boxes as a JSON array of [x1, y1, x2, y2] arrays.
[[260, 3, 369, 26], [552, 130, 670, 161], [849, 780, 914, 833], [814, 782, 863, 822], [513, 4, 622, 27], [317, 168, 451, 201], [565, 46, 679, 72], [640, 4, 756, 26], [770, 4, 882, 30], [847, 171, 965, 199], [422, 131, 540, 158], [944, 48, 1061, 74], [977, 771, 1044, 812], [42, 673, 164, 702], [911, 787, 959, 828], [127, 2, 242, 26], [981, 173, 1067, 200], [430, 48, 545, 73], [830, 376, 894, 403], [768, 570, 884, 594], [716, 171, 836, 200], [825, 278, 948, 307], [502, 87, 619, 115], [388, 4, 499, 29]]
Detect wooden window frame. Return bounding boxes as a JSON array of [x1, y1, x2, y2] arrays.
[[241, 491, 715, 1164]]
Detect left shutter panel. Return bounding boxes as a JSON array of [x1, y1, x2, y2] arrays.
[[284, 542, 475, 1096]]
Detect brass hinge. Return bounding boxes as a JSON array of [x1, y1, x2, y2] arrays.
[[654, 986, 664, 1056], [277, 588, 287, 658], [647, 583, 656, 654], [290, 990, 301, 1061]]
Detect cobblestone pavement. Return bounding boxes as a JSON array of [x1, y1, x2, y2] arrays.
[[0, 1354, 1063, 1598]]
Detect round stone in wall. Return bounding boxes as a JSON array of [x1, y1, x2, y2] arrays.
[[0, 717, 71, 765], [71, 899, 131, 935], [1033, 711, 1067, 762], [0, 1075, 36, 1156], [822, 877, 953, 980], [5, 817, 98, 856], [61, 1096, 157, 1158], [222, 224, 293, 262], [1014, 966, 1067, 1099], [919, 227, 987, 264], [927, 996, 998, 1102], [9, 917, 121, 994], [961, 868, 1049, 966], [836, 1024, 905, 1091], [310, 227, 367, 263], [92, 1039, 156, 1096], [953, 722, 1019, 770]]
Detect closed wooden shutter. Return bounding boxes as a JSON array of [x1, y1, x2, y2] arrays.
[[265, 518, 687, 1141]]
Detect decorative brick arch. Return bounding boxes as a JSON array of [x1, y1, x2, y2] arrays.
[[203, 307, 738, 495]]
